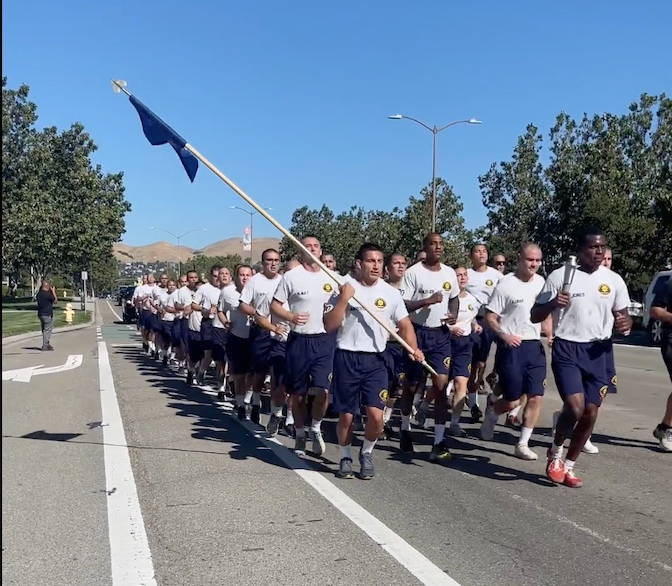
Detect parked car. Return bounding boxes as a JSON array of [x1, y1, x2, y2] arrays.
[[643, 270, 672, 345], [117, 286, 137, 324]]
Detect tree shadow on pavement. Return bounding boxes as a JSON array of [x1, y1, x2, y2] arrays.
[[113, 347, 336, 475]]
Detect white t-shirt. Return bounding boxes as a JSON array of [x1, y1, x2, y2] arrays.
[[466, 267, 502, 316], [240, 273, 282, 319], [174, 285, 194, 319], [454, 292, 480, 337], [138, 284, 158, 311], [328, 278, 409, 353], [131, 285, 143, 303], [400, 263, 459, 328], [219, 285, 251, 339], [273, 265, 336, 335], [487, 273, 546, 340], [213, 284, 236, 329], [160, 291, 178, 322], [535, 265, 630, 343], [193, 282, 223, 327]]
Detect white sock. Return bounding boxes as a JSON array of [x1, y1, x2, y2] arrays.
[[552, 444, 564, 459], [509, 405, 521, 418], [434, 424, 445, 445], [340, 445, 352, 460], [285, 408, 295, 426], [519, 426, 533, 446], [563, 459, 575, 472], [468, 392, 478, 408], [252, 391, 261, 406], [383, 406, 393, 423], [272, 405, 283, 417], [413, 393, 422, 407], [311, 419, 322, 433], [361, 438, 376, 454], [244, 389, 253, 404], [401, 414, 411, 431]]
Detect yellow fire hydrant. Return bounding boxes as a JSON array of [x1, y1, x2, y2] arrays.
[[63, 303, 75, 324]]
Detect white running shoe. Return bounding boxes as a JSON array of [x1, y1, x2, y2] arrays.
[[515, 443, 538, 460], [582, 437, 599, 454]]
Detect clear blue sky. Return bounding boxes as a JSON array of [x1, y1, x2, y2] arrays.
[[3, 0, 670, 250]]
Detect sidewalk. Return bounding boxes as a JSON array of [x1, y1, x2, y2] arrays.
[[2, 299, 97, 347]]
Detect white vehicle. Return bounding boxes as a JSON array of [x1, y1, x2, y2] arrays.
[[643, 269, 672, 345]]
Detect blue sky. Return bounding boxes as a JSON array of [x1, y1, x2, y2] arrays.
[[3, 0, 670, 250]]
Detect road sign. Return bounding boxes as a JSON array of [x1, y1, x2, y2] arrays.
[[81, 271, 88, 281], [2, 355, 84, 383]]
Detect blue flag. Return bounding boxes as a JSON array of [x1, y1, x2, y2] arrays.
[[128, 94, 199, 182]]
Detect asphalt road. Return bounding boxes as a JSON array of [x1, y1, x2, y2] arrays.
[[2, 300, 670, 586]]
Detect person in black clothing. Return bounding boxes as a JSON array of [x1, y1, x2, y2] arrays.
[[650, 276, 672, 452], [36, 280, 57, 351]]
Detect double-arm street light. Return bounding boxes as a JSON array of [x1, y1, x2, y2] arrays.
[[388, 114, 481, 232], [148, 227, 207, 276], [229, 206, 273, 263]]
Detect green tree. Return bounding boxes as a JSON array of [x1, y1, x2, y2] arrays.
[[183, 254, 243, 277]]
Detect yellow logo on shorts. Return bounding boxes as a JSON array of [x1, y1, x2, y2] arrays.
[[598, 284, 611, 295], [467, 363, 472, 373], [374, 298, 387, 309], [398, 372, 406, 381], [328, 372, 333, 382], [542, 378, 547, 388], [379, 389, 389, 402], [599, 385, 608, 398], [611, 375, 617, 387], [323, 283, 333, 293], [443, 356, 451, 367], [485, 279, 494, 287], [442, 282, 452, 291]]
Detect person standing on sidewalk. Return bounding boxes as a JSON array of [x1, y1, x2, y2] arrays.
[[36, 280, 57, 351]]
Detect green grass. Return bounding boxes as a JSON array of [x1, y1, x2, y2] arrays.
[[2, 298, 90, 337]]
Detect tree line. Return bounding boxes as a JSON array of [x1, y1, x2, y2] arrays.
[[2, 77, 131, 294], [281, 93, 671, 292]]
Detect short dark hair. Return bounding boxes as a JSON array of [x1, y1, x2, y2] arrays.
[[470, 243, 487, 255], [301, 234, 320, 242], [210, 264, 222, 275], [385, 252, 405, 267], [356, 242, 383, 261], [576, 226, 605, 249], [422, 233, 441, 247], [518, 241, 540, 255], [235, 264, 253, 277], [261, 248, 279, 261]]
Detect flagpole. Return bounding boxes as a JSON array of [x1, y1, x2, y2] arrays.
[[112, 80, 435, 375]]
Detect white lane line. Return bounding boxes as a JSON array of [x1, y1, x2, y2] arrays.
[[200, 390, 460, 586], [613, 343, 658, 351], [98, 341, 157, 585], [106, 299, 123, 322]]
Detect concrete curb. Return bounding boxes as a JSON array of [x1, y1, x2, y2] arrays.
[[2, 302, 97, 347]]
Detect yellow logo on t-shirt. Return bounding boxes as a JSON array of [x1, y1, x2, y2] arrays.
[[468, 304, 474, 311], [374, 298, 386, 309], [323, 283, 333, 293], [442, 282, 452, 291], [485, 279, 494, 287], [598, 284, 611, 295]]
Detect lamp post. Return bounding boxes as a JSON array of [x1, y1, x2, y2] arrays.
[[388, 114, 481, 232], [148, 227, 207, 276], [229, 206, 273, 263]]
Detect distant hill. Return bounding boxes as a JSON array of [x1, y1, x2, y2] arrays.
[[114, 237, 281, 264]]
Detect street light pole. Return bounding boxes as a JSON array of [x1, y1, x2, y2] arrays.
[[148, 227, 207, 276], [230, 206, 273, 264], [388, 114, 481, 233]]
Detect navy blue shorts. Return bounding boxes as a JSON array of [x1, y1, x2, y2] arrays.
[[170, 320, 182, 347], [211, 326, 228, 363], [200, 319, 213, 350], [179, 319, 189, 348], [405, 324, 451, 382], [269, 339, 287, 385], [140, 310, 151, 330], [187, 328, 203, 363], [250, 326, 274, 371], [384, 341, 406, 394], [149, 313, 161, 333], [551, 338, 610, 407], [160, 319, 173, 341], [227, 334, 252, 375], [332, 350, 389, 414], [450, 335, 474, 379], [285, 332, 334, 395], [471, 315, 495, 364], [495, 340, 547, 401], [605, 339, 617, 393]]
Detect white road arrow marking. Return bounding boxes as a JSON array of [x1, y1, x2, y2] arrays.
[[2, 355, 83, 383]]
